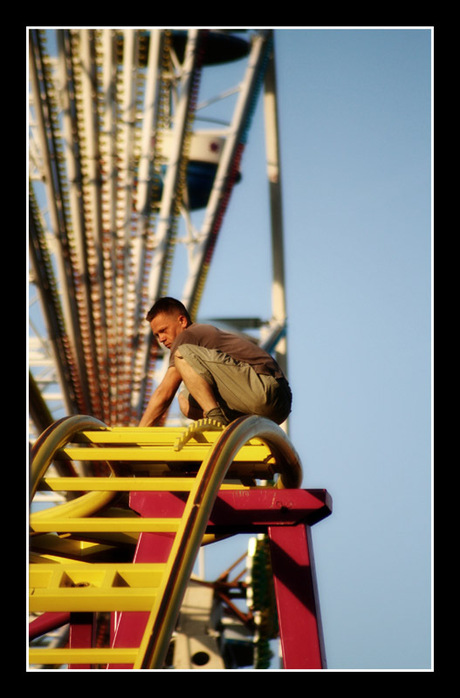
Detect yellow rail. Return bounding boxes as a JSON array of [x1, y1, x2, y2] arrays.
[[30, 415, 116, 523], [29, 414, 303, 669]]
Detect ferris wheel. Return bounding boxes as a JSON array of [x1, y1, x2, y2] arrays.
[[28, 28, 288, 436]]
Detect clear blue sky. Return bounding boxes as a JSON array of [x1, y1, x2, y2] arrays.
[[183, 28, 432, 671]]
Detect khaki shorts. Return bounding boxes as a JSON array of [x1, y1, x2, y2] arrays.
[[175, 344, 292, 424]]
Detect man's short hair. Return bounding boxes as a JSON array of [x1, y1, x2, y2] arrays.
[[146, 297, 192, 323]]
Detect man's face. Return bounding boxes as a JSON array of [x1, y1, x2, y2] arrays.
[[150, 311, 188, 349]]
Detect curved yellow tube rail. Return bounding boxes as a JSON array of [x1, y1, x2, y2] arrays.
[[30, 415, 115, 523], [135, 414, 303, 669]]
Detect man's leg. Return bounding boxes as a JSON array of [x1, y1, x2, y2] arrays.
[[174, 352, 218, 413], [175, 353, 229, 424]]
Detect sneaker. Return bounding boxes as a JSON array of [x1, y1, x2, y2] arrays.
[[204, 406, 230, 425]]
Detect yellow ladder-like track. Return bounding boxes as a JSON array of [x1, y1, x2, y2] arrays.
[[29, 415, 302, 669]]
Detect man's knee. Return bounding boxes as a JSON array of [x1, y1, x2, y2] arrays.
[[174, 352, 190, 380], [174, 351, 184, 365], [174, 349, 213, 388]]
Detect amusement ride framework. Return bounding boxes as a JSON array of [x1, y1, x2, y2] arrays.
[[28, 28, 331, 670]]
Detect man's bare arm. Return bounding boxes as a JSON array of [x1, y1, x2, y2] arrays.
[[138, 366, 182, 427]]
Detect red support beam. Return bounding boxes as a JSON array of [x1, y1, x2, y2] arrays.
[[68, 612, 96, 670], [29, 612, 70, 640], [107, 532, 176, 669], [129, 488, 331, 530], [268, 524, 327, 669]]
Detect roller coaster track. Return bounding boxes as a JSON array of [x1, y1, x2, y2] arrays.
[[29, 414, 331, 670]]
